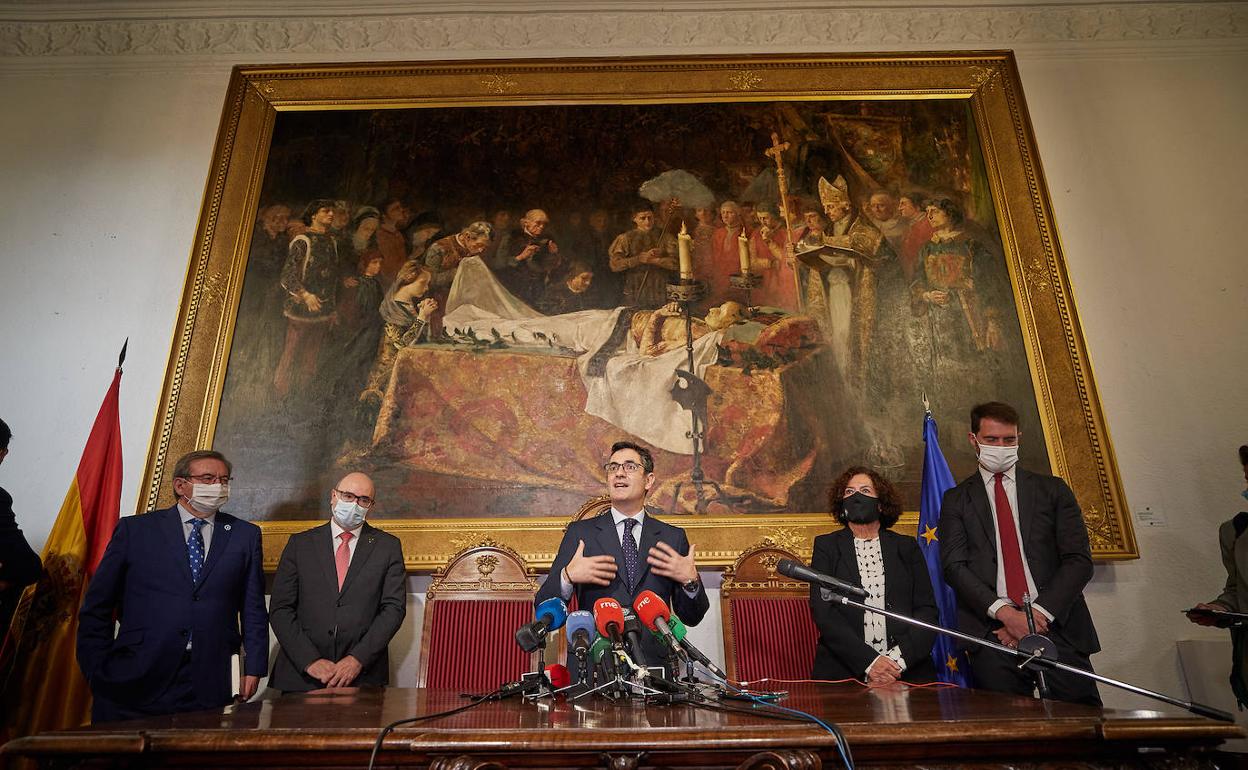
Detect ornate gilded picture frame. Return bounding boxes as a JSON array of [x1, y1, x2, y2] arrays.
[[139, 52, 1138, 570]]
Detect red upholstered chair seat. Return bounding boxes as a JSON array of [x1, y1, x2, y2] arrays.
[[728, 596, 818, 683], [720, 544, 817, 683], [417, 541, 541, 691]]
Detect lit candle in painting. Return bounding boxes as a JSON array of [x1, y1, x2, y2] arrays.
[[677, 222, 693, 280], [737, 232, 751, 274]]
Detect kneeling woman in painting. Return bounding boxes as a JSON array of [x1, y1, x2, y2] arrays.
[[809, 466, 938, 685]]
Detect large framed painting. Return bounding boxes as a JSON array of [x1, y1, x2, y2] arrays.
[[139, 52, 1138, 570]]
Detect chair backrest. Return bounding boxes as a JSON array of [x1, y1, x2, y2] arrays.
[[417, 539, 540, 692], [720, 542, 819, 683]]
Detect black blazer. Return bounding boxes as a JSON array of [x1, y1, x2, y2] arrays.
[[809, 528, 937, 682], [268, 522, 407, 692], [535, 511, 709, 666], [0, 486, 42, 631], [938, 468, 1099, 656]]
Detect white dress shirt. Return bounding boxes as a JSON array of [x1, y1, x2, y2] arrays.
[[979, 466, 1054, 622]]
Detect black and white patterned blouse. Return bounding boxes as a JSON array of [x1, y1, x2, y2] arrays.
[[853, 536, 907, 674]]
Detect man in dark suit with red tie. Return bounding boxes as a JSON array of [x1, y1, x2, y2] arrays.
[[267, 471, 406, 692], [78, 450, 269, 722], [939, 402, 1101, 706]]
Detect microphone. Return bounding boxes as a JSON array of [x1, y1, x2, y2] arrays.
[[654, 609, 726, 679], [565, 610, 596, 685], [633, 590, 686, 658], [776, 558, 870, 599], [515, 597, 569, 653], [593, 597, 626, 645], [545, 663, 571, 689], [590, 636, 618, 684], [621, 609, 652, 668]]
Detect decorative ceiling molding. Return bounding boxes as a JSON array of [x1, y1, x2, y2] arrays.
[[0, 3, 1244, 62]]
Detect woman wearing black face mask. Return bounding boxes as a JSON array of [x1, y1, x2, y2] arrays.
[[809, 466, 938, 685]]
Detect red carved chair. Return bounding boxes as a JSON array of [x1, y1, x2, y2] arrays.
[[720, 542, 819, 683], [417, 539, 541, 692]]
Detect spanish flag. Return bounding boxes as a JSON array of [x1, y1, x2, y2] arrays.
[[0, 348, 124, 740]]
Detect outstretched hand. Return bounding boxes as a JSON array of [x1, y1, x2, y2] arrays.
[[647, 542, 698, 585], [565, 540, 617, 586]]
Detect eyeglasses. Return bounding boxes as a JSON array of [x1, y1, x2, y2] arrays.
[[603, 461, 646, 475], [335, 489, 375, 508], [179, 474, 232, 485]]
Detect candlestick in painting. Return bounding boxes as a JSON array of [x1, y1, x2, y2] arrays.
[[677, 222, 693, 280], [737, 232, 751, 274]]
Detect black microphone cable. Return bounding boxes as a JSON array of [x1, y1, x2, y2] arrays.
[[366, 686, 504, 770], [716, 679, 854, 770]]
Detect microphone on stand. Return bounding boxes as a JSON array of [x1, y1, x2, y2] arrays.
[[776, 558, 870, 599], [564, 610, 596, 686], [634, 590, 687, 659], [593, 597, 627, 646], [646, 607, 725, 680], [515, 597, 569, 653], [621, 608, 652, 668]]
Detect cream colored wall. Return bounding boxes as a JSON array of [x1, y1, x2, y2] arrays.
[[1, 2, 1247, 712]]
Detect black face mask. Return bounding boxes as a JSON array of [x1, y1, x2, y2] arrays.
[[842, 491, 881, 524]]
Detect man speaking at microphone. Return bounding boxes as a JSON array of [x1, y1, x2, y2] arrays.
[[536, 441, 708, 668]]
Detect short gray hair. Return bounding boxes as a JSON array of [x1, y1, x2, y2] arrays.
[[462, 221, 493, 239], [172, 450, 233, 480]]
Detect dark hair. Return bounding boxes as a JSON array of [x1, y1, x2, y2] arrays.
[[926, 197, 965, 226], [1240, 445, 1248, 466], [827, 466, 902, 529], [172, 450, 233, 480], [610, 440, 654, 473], [0, 417, 10, 451], [567, 260, 593, 277], [300, 198, 337, 226], [970, 402, 1020, 433]]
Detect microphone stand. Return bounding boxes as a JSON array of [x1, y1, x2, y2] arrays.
[[1021, 594, 1051, 700], [810, 584, 1234, 722]]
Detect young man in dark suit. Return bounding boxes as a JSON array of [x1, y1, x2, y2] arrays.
[[268, 472, 406, 692], [77, 450, 269, 722], [536, 441, 708, 667], [939, 401, 1101, 706]]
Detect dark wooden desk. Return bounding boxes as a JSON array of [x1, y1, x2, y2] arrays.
[[3, 684, 1241, 769]]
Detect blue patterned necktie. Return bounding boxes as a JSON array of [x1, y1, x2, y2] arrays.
[[621, 517, 640, 589], [187, 518, 207, 583]]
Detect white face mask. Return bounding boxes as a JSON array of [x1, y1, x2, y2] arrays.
[[188, 482, 229, 514], [976, 442, 1019, 474], [332, 499, 366, 530]]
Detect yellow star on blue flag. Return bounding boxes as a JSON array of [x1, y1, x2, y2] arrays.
[[921, 525, 938, 545], [945, 653, 959, 673]]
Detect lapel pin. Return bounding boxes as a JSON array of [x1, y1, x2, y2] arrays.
[[223, 524, 232, 531]]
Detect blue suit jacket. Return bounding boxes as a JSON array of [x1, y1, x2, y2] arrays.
[[77, 505, 269, 709], [535, 511, 708, 666]]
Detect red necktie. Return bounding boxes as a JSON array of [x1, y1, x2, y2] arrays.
[[993, 472, 1028, 606], [335, 531, 354, 591]]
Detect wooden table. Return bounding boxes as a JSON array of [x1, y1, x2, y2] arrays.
[[3, 684, 1241, 769]]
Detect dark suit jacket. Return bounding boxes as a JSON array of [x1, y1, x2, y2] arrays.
[[77, 506, 269, 709], [535, 511, 709, 667], [809, 528, 937, 682], [938, 468, 1099, 656], [268, 522, 406, 692], [0, 485, 43, 631]]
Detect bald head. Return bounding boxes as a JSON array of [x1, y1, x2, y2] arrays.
[[331, 472, 376, 524]]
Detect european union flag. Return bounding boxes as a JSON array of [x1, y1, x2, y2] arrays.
[[918, 410, 972, 686]]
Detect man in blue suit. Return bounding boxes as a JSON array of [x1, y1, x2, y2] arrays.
[[536, 441, 708, 666], [78, 450, 269, 722]]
